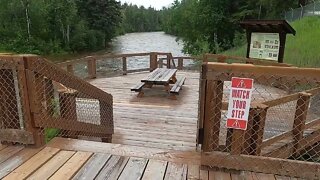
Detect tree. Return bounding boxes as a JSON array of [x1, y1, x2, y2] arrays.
[[77, 0, 122, 47]]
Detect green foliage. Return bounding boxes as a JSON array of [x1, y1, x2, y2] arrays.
[[120, 4, 162, 33], [224, 17, 320, 67], [45, 128, 60, 143], [162, 0, 298, 55], [0, 0, 122, 54]]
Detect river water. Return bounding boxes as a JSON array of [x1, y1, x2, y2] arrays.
[[95, 32, 194, 75]]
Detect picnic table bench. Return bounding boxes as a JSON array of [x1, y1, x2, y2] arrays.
[[131, 68, 186, 99]]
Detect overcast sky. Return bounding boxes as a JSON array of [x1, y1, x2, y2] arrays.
[[120, 0, 174, 10]]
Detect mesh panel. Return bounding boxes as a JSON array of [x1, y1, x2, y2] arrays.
[[201, 62, 320, 176], [0, 56, 113, 144], [28, 57, 113, 141]]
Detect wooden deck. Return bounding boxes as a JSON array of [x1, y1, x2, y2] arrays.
[[90, 71, 200, 151], [0, 138, 299, 180]]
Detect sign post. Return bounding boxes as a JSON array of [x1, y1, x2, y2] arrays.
[[240, 20, 296, 63], [226, 77, 254, 130]]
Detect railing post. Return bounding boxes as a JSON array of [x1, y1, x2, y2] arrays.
[[150, 52, 158, 71], [59, 91, 78, 139], [99, 100, 113, 143], [250, 106, 268, 155], [292, 92, 311, 157], [67, 64, 74, 74], [122, 57, 127, 75], [228, 129, 246, 155], [178, 57, 183, 70], [22, 56, 46, 147], [202, 79, 223, 152], [87, 58, 97, 79], [167, 53, 173, 69], [158, 59, 163, 68]]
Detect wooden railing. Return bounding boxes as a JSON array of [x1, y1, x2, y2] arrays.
[[57, 52, 201, 79], [199, 62, 320, 179], [0, 55, 113, 147]]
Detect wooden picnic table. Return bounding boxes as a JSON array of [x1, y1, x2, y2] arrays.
[[131, 68, 186, 99]]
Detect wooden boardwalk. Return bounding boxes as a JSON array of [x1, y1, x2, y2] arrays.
[[0, 138, 298, 180], [90, 71, 200, 151]]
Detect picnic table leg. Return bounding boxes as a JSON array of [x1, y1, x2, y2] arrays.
[[164, 84, 171, 92], [169, 94, 177, 100], [137, 91, 144, 98], [171, 74, 177, 84]]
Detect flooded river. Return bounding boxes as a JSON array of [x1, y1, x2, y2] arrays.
[[94, 32, 194, 75]]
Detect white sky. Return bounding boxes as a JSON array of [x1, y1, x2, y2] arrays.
[[119, 0, 174, 10]]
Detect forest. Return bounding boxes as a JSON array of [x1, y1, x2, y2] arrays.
[[0, 0, 161, 55], [0, 0, 307, 55], [161, 0, 305, 55]]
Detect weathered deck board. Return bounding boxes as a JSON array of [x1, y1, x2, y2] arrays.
[[0, 139, 302, 179], [90, 71, 199, 151], [28, 150, 75, 179], [3, 147, 60, 179]]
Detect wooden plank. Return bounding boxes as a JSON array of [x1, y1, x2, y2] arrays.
[[209, 171, 231, 180], [118, 157, 148, 180], [25, 56, 113, 104], [205, 63, 320, 82], [164, 162, 188, 180], [142, 160, 167, 180], [0, 144, 8, 151], [95, 155, 129, 180], [72, 153, 111, 180], [28, 150, 75, 179], [122, 57, 127, 75], [200, 170, 209, 180], [33, 115, 113, 135], [141, 68, 162, 82], [0, 146, 25, 164], [187, 164, 200, 180], [251, 107, 268, 155], [243, 171, 259, 180], [3, 147, 60, 180], [49, 151, 93, 180], [254, 172, 276, 180], [292, 93, 311, 157], [231, 172, 245, 180], [274, 175, 291, 180], [47, 138, 201, 165], [0, 147, 41, 179], [170, 77, 186, 93], [161, 69, 178, 83], [201, 151, 320, 179], [202, 80, 223, 151]]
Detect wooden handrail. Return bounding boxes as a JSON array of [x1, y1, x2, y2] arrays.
[[204, 54, 292, 67]]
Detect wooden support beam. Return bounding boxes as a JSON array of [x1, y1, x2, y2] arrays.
[[122, 57, 127, 75], [202, 80, 223, 152], [87, 58, 97, 79], [201, 151, 320, 179], [99, 100, 113, 143], [178, 57, 183, 70], [0, 129, 34, 144], [292, 92, 311, 157], [66, 64, 74, 74], [250, 107, 268, 155], [149, 52, 158, 71]]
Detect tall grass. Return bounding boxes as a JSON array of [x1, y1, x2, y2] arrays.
[[224, 16, 320, 67]]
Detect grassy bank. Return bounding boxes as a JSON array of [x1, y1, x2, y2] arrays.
[[224, 16, 320, 67]]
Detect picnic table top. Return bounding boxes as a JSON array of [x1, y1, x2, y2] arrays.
[[141, 68, 177, 84]]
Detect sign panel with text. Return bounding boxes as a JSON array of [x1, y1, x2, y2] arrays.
[[249, 33, 280, 61], [226, 77, 254, 130]]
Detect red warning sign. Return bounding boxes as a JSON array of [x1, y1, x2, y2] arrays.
[[226, 77, 254, 130]]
